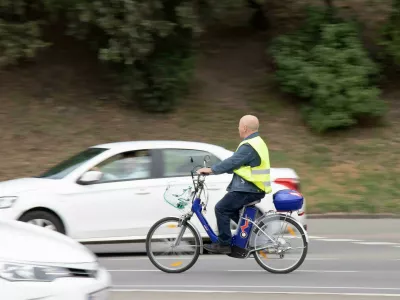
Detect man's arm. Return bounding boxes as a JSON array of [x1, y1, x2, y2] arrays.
[[210, 144, 257, 175]]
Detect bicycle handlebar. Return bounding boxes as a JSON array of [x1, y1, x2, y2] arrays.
[[188, 154, 214, 193]]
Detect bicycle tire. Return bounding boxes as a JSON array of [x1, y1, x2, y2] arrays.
[[146, 216, 201, 273], [253, 214, 308, 274]]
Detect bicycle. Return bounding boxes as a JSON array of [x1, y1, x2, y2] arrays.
[[145, 155, 309, 274]]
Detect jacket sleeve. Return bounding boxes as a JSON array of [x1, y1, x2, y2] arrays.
[[211, 144, 256, 175]]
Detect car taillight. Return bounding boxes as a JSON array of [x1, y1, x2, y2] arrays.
[[274, 178, 300, 192]]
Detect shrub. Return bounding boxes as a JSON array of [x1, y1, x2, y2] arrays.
[[0, 0, 247, 112], [270, 6, 387, 133], [122, 34, 197, 112], [64, 0, 251, 112], [379, 0, 400, 67], [0, 0, 49, 67]]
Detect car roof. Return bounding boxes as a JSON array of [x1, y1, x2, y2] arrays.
[[91, 140, 230, 153]]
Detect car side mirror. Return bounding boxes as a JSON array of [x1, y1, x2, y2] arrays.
[[78, 170, 103, 185]]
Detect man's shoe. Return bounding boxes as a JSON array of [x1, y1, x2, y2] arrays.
[[204, 243, 231, 254]]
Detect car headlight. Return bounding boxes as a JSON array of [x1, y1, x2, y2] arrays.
[[0, 196, 18, 209], [0, 261, 72, 282]]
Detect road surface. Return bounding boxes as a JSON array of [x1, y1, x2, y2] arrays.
[[87, 219, 400, 299]]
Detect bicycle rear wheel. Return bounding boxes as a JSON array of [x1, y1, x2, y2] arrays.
[[146, 216, 201, 273], [252, 214, 308, 274]]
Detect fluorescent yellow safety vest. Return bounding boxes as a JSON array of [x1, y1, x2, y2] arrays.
[[233, 135, 272, 194]]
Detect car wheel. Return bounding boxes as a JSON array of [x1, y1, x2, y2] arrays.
[[19, 210, 65, 234]]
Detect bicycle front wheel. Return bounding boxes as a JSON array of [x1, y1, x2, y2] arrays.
[[252, 214, 308, 274], [146, 216, 201, 273]]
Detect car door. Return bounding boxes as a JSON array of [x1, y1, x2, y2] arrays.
[[59, 149, 159, 241], [148, 148, 232, 238]]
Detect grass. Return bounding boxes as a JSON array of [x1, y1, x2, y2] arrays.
[[0, 25, 399, 215]]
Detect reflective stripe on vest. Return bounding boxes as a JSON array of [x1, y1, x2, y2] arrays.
[[252, 169, 270, 175]]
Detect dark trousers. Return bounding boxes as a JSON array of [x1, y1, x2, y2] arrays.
[[215, 191, 265, 245]]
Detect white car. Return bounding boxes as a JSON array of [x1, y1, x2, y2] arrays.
[[0, 140, 307, 244], [0, 219, 111, 300]]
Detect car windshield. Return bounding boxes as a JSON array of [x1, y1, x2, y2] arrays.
[[38, 147, 108, 179]]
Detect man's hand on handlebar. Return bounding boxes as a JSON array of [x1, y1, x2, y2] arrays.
[[196, 167, 213, 175]]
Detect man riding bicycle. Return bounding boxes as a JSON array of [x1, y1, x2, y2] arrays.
[[197, 114, 272, 254]]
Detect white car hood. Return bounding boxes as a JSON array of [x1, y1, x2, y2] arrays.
[[0, 219, 96, 265], [0, 177, 59, 195]]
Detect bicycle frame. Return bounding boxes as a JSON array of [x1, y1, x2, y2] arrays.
[[191, 197, 218, 243], [182, 192, 282, 258]]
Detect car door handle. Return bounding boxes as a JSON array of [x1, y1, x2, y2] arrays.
[[135, 189, 150, 195]]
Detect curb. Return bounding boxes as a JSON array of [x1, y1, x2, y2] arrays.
[[308, 213, 400, 219]]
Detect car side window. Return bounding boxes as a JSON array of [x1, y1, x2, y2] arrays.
[[92, 150, 152, 182], [162, 149, 221, 177]]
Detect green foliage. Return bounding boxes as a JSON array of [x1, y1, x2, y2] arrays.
[[66, 1, 177, 64], [62, 0, 248, 112], [0, 20, 49, 67], [0, 0, 49, 67], [379, 0, 400, 66], [0, 0, 246, 111], [123, 34, 197, 112], [270, 6, 387, 133], [63, 0, 199, 112]]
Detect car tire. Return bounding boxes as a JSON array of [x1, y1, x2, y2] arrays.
[[19, 210, 66, 234]]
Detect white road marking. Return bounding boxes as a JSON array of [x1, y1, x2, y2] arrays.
[[99, 256, 340, 261], [318, 239, 363, 242], [111, 289, 400, 297], [227, 270, 359, 273], [108, 269, 159, 272], [101, 255, 204, 260], [107, 269, 359, 273], [98, 255, 400, 262], [354, 242, 400, 246], [112, 284, 400, 291]]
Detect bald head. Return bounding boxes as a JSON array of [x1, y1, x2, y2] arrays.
[[240, 115, 259, 131], [238, 115, 260, 138]]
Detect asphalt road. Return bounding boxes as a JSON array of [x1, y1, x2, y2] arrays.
[[87, 219, 400, 299]]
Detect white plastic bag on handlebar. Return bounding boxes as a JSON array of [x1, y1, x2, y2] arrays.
[[164, 184, 193, 210]]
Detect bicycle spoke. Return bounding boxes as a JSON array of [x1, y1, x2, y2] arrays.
[[253, 216, 308, 273], [146, 217, 201, 273]]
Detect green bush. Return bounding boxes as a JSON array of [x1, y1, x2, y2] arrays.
[[380, 0, 400, 66], [122, 35, 197, 112], [270, 6, 387, 133], [0, 0, 49, 67], [63, 0, 197, 112], [0, 0, 247, 112], [63, 0, 250, 112]]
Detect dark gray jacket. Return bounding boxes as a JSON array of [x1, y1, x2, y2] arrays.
[[211, 132, 265, 194]]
